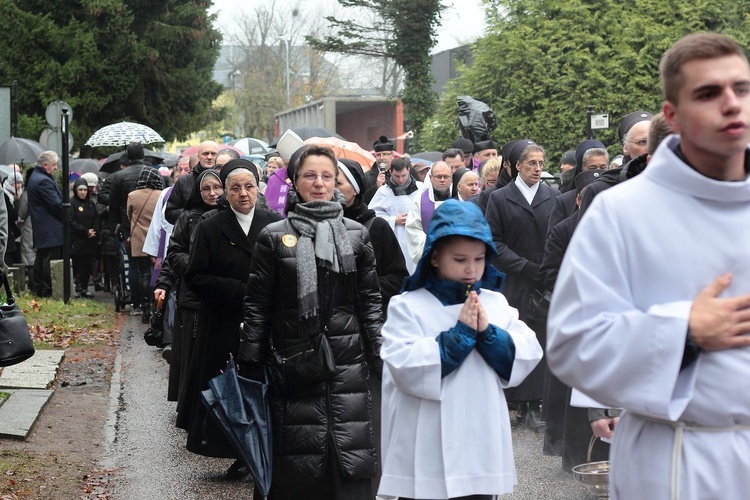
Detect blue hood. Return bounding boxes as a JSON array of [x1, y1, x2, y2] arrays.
[[402, 199, 505, 292]]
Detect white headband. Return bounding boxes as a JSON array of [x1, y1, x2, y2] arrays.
[[337, 160, 360, 194]]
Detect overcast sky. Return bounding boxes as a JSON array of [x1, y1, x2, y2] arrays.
[[209, 0, 487, 54]]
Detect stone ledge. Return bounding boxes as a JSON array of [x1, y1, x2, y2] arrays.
[[0, 350, 65, 389], [0, 389, 54, 439]]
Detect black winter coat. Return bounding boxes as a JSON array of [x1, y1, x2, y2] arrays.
[[241, 217, 384, 484], [107, 162, 145, 228], [485, 180, 559, 317], [546, 189, 576, 237], [181, 207, 282, 456], [70, 195, 100, 256], [486, 180, 558, 401], [26, 166, 63, 249], [344, 202, 408, 310]]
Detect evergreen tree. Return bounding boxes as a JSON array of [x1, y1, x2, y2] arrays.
[[0, 0, 222, 147], [421, 0, 750, 163]]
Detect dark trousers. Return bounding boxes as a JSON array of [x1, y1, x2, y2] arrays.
[[131, 256, 153, 313], [33, 246, 61, 296], [72, 255, 94, 292]]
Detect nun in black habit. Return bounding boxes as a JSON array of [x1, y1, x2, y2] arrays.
[[182, 159, 282, 475]]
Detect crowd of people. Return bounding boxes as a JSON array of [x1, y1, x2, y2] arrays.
[[2, 31, 748, 500]]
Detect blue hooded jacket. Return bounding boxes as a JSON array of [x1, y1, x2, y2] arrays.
[[402, 199, 505, 297], [402, 199, 515, 379]]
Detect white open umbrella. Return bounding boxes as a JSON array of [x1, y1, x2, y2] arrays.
[[85, 122, 165, 148]]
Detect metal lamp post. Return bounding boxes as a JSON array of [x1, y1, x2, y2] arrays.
[[278, 37, 290, 106]]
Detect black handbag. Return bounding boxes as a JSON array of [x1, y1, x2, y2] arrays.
[[143, 297, 165, 347], [269, 297, 336, 395], [0, 272, 35, 367]]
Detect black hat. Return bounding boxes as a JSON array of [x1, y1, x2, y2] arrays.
[[575, 169, 605, 195], [127, 142, 144, 161], [507, 139, 536, 171], [373, 135, 394, 152], [500, 140, 519, 163], [618, 111, 653, 141], [474, 139, 498, 153], [575, 139, 606, 175], [219, 158, 260, 186], [452, 138, 474, 155], [560, 150, 576, 166]]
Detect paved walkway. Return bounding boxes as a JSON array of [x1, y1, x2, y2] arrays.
[[0, 349, 64, 438]]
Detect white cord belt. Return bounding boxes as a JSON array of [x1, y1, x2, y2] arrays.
[[632, 413, 750, 500]]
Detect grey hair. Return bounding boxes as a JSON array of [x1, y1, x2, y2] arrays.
[[226, 167, 255, 183], [582, 148, 609, 164], [37, 150, 59, 167]]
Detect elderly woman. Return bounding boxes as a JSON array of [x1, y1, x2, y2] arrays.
[[337, 158, 408, 310], [452, 167, 481, 201], [154, 170, 222, 405], [182, 159, 282, 476], [240, 145, 383, 499]]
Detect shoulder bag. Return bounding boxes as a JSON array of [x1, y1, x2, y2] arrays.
[[0, 272, 35, 367]]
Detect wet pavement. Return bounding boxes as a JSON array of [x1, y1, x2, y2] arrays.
[[104, 310, 597, 499]]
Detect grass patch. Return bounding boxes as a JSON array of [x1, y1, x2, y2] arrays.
[[14, 294, 118, 348], [0, 391, 9, 407]]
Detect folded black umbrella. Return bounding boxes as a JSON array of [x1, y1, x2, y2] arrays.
[[201, 357, 272, 497]]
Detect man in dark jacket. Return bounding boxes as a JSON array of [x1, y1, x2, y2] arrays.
[[108, 143, 146, 229], [165, 140, 219, 224], [27, 151, 62, 297]]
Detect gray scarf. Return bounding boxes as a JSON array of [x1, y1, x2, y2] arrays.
[[287, 190, 356, 321]]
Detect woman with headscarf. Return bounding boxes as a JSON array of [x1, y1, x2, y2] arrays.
[[182, 159, 282, 477], [70, 177, 100, 298], [337, 158, 408, 309], [127, 167, 163, 322], [240, 145, 383, 499], [154, 169, 223, 406], [451, 167, 481, 201]]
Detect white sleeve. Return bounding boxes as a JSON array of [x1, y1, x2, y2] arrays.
[[380, 294, 443, 401], [547, 195, 694, 420], [405, 196, 425, 265]]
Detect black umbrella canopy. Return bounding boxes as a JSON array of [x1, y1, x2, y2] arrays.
[[0, 137, 45, 165], [411, 151, 444, 163], [99, 148, 165, 173], [270, 126, 345, 147], [69, 158, 101, 174]]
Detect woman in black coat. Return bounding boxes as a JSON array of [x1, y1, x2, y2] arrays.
[[240, 146, 383, 500], [182, 159, 282, 473], [337, 158, 408, 309], [154, 169, 222, 406], [69, 177, 100, 298]]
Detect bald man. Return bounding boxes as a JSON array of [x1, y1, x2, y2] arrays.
[[165, 140, 220, 224]]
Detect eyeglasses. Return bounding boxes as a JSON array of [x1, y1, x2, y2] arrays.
[[525, 160, 545, 168], [299, 172, 335, 183], [229, 184, 257, 193], [374, 152, 393, 158], [629, 138, 648, 147]]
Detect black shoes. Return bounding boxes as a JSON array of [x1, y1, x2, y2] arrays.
[[511, 401, 546, 433], [226, 459, 250, 480]]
